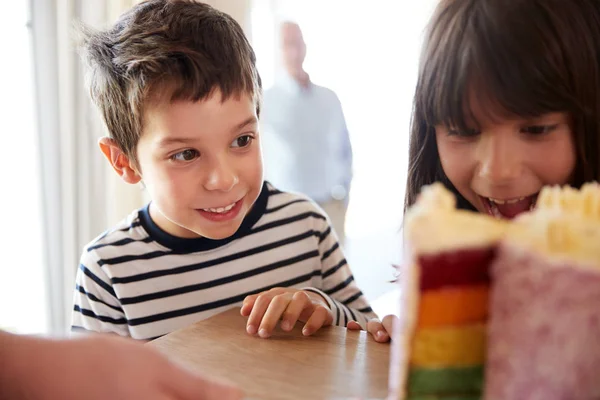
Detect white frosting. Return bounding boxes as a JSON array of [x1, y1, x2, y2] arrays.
[[511, 182, 600, 266], [536, 182, 600, 220], [413, 182, 457, 212], [404, 183, 507, 254], [509, 213, 600, 267], [405, 182, 600, 265]]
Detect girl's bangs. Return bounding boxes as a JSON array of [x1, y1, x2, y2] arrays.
[[417, 1, 576, 132]]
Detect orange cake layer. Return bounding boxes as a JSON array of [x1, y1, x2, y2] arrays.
[[417, 284, 489, 329]]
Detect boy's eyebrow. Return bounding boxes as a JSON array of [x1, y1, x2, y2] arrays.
[[232, 115, 258, 133], [155, 116, 258, 148], [156, 137, 198, 148]]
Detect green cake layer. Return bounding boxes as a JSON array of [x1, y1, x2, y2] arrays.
[[407, 365, 484, 395], [408, 396, 480, 400]]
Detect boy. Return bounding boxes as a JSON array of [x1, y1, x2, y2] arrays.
[[72, 0, 376, 341]]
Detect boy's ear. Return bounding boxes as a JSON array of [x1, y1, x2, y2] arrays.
[[98, 137, 142, 184]]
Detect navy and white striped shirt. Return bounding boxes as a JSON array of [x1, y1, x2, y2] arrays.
[[71, 182, 375, 340]]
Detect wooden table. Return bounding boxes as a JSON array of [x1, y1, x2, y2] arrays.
[[150, 307, 391, 400]]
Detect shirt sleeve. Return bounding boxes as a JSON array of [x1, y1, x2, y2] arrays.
[[302, 211, 377, 329], [334, 93, 353, 190], [71, 249, 129, 337]]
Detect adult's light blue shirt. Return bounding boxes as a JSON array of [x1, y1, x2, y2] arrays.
[[260, 74, 353, 204]]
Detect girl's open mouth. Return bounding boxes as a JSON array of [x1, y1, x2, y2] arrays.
[[480, 193, 538, 219]]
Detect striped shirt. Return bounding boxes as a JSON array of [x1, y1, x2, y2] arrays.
[[71, 182, 376, 340]]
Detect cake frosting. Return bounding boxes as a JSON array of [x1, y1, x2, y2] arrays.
[[390, 182, 600, 400]]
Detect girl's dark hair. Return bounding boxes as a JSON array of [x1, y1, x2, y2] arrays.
[[405, 0, 600, 211]]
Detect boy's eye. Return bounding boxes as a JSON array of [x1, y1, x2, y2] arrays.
[[171, 149, 199, 162], [231, 135, 253, 148], [521, 124, 558, 135]]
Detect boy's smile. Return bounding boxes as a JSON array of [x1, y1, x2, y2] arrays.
[[196, 196, 245, 222], [134, 90, 263, 239]]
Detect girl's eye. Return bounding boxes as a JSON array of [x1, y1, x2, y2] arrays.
[[447, 128, 480, 137], [231, 135, 253, 148], [171, 149, 199, 162], [521, 124, 558, 135]]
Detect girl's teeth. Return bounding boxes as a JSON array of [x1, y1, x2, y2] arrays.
[[486, 195, 538, 218], [489, 201, 503, 219], [506, 197, 526, 204], [489, 196, 526, 205]]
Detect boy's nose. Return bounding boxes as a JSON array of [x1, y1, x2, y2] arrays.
[[204, 159, 238, 192]]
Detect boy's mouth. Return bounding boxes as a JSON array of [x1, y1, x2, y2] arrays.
[[480, 194, 538, 219], [196, 197, 245, 223], [201, 201, 238, 214]]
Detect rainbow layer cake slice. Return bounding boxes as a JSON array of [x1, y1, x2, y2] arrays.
[[389, 183, 600, 400]]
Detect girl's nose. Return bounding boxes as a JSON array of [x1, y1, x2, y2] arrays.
[[477, 133, 522, 184]]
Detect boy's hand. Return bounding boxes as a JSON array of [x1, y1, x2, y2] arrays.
[[347, 314, 397, 343], [241, 287, 333, 338]]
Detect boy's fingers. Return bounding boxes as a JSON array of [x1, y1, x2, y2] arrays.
[[302, 306, 331, 336], [367, 320, 389, 343], [240, 294, 258, 316], [347, 320, 362, 330], [280, 291, 310, 331], [241, 288, 284, 316], [258, 294, 292, 338], [246, 294, 273, 335]]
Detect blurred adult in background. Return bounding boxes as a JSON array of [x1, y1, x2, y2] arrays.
[[261, 22, 353, 244]]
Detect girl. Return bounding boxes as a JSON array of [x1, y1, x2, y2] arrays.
[[350, 0, 600, 340]]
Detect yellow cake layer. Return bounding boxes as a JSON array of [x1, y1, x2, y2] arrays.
[[417, 285, 489, 328], [410, 323, 486, 367]]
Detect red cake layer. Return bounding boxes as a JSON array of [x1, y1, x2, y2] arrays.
[[418, 248, 494, 291]]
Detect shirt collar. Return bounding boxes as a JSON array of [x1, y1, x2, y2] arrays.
[[279, 70, 312, 95], [138, 181, 270, 252]]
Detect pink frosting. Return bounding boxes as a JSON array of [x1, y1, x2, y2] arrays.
[[485, 242, 600, 400]]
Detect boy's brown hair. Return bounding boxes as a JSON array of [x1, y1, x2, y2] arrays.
[[79, 0, 261, 164], [405, 0, 600, 212]]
